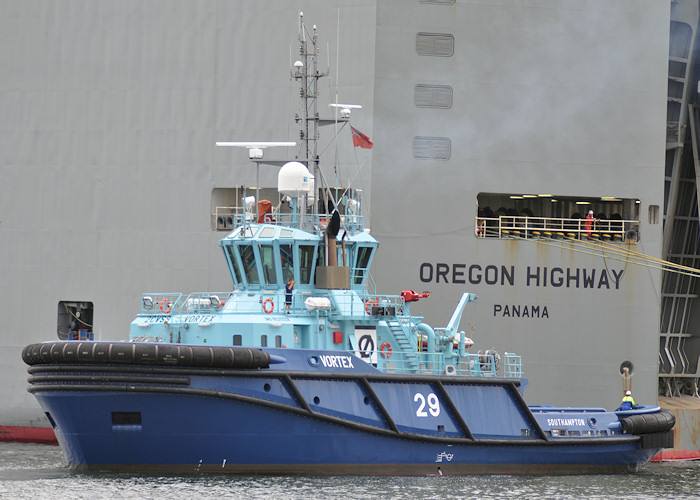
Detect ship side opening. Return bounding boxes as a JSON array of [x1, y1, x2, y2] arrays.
[[476, 193, 641, 242]]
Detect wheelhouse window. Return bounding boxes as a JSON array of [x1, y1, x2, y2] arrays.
[[238, 245, 260, 284], [259, 227, 276, 238], [225, 246, 244, 285], [280, 244, 294, 282], [259, 244, 277, 285], [354, 246, 373, 284], [299, 244, 316, 284]]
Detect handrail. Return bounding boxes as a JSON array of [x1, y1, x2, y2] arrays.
[[215, 204, 365, 234], [475, 215, 639, 242], [363, 270, 378, 296], [369, 350, 521, 378]]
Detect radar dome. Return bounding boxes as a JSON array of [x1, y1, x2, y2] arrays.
[[278, 161, 311, 197]]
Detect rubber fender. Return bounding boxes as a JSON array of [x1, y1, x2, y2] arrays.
[[620, 410, 675, 435], [22, 342, 270, 369], [641, 430, 674, 450]]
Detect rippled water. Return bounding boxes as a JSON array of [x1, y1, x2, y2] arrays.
[[1, 442, 698, 500]]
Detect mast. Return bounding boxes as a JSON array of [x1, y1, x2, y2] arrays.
[[295, 12, 327, 207]]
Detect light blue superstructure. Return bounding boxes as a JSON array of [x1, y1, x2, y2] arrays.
[[129, 210, 486, 376]]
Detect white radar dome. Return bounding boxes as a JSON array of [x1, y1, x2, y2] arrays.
[[278, 161, 312, 197]]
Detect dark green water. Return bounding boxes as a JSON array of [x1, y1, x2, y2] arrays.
[[0, 442, 698, 499]]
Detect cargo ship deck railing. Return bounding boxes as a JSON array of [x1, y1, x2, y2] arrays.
[[475, 216, 639, 243]]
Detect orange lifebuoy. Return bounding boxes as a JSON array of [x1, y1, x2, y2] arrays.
[[158, 298, 171, 314], [263, 297, 274, 314], [365, 297, 378, 315], [380, 342, 392, 358]]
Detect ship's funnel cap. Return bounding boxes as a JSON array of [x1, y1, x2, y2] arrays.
[[278, 161, 311, 198]]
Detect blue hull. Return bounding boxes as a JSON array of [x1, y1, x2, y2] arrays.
[[39, 392, 657, 474], [27, 345, 668, 475]]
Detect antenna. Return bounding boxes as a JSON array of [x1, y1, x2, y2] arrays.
[[328, 103, 362, 119], [216, 142, 296, 159], [216, 142, 296, 219]]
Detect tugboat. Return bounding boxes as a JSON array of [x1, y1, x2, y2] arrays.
[[22, 14, 674, 474]]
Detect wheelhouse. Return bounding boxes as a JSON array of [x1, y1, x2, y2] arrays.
[[220, 224, 378, 292]]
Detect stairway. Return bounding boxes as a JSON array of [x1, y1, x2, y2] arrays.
[[385, 321, 420, 373]]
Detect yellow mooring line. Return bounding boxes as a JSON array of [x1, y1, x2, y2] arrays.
[[481, 229, 700, 279]]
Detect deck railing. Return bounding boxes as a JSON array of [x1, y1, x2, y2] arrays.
[[375, 350, 522, 378], [138, 290, 408, 319], [475, 215, 639, 243], [214, 205, 365, 234]]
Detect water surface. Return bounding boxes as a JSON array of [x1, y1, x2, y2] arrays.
[[0, 443, 698, 499]]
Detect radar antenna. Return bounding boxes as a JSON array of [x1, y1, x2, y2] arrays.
[[215, 142, 296, 220]]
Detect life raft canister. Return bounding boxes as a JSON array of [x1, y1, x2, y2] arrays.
[[380, 342, 392, 358], [262, 297, 274, 314]]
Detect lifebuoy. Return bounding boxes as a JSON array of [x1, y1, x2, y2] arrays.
[[263, 297, 274, 314], [380, 342, 392, 358], [158, 298, 171, 314], [365, 297, 378, 315]]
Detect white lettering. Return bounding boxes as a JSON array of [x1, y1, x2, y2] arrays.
[[318, 355, 354, 369], [435, 451, 454, 463], [546, 418, 586, 427], [414, 392, 441, 417]]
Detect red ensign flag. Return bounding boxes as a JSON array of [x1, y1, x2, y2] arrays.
[[351, 126, 373, 149]]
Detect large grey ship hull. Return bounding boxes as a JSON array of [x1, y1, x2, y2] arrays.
[[2, 0, 694, 455]]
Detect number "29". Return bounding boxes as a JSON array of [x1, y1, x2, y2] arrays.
[[414, 392, 440, 417]]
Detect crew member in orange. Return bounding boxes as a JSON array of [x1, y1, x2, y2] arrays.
[[584, 210, 596, 239]]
